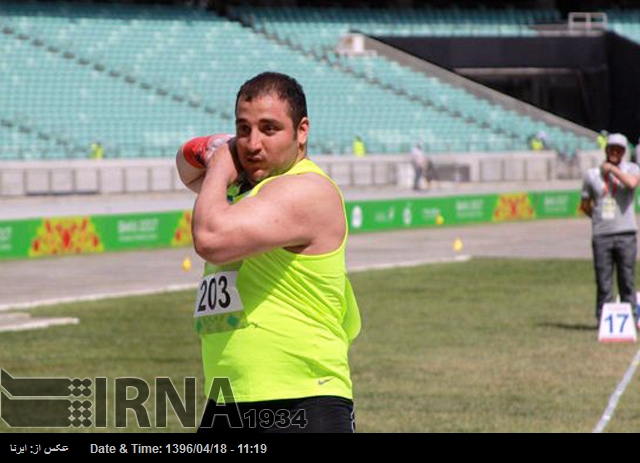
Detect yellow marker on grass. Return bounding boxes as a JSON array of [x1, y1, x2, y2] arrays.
[[453, 238, 463, 252]]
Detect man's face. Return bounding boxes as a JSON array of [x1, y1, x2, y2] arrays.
[[234, 93, 309, 185], [606, 145, 625, 165]]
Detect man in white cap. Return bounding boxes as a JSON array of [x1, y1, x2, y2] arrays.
[[581, 133, 640, 327]]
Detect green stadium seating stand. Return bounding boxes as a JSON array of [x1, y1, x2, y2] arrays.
[[0, 2, 595, 159]]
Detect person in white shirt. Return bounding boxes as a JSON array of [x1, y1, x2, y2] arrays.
[[580, 133, 640, 327], [411, 142, 426, 191]]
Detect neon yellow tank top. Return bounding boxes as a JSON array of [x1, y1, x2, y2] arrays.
[[194, 159, 361, 403]]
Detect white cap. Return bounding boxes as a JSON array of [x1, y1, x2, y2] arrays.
[[606, 133, 628, 150]]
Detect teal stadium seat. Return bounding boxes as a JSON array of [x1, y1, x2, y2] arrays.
[[230, 5, 594, 155], [0, 1, 594, 159], [607, 9, 640, 44]]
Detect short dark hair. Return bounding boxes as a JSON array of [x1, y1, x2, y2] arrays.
[[235, 72, 307, 128]]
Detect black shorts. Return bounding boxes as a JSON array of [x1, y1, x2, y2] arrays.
[[197, 395, 355, 434]]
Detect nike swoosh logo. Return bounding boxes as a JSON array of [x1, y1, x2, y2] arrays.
[[318, 378, 334, 385]]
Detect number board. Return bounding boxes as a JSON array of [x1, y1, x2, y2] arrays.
[[598, 302, 637, 343]]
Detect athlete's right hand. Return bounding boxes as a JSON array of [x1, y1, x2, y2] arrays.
[[207, 137, 242, 187], [176, 133, 234, 194], [183, 134, 234, 168]]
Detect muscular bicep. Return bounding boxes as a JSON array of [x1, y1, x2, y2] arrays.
[[196, 174, 345, 265], [231, 182, 314, 251]]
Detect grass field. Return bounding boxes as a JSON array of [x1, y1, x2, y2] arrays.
[[1, 257, 639, 433]]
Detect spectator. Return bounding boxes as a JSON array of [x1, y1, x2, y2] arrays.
[[90, 141, 104, 160], [597, 130, 608, 150], [529, 131, 551, 151], [580, 133, 640, 327], [528, 133, 544, 151], [352, 135, 366, 157], [411, 141, 426, 191]]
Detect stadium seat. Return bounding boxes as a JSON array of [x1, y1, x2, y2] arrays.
[[0, 1, 594, 159]]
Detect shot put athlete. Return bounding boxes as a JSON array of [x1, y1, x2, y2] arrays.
[[175, 72, 361, 433]]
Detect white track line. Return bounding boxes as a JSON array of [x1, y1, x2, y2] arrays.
[[349, 254, 471, 273], [0, 317, 79, 332], [0, 256, 471, 312], [0, 283, 198, 312], [593, 348, 640, 433]]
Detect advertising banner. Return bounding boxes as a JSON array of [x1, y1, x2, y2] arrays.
[[0, 210, 193, 261], [0, 189, 605, 260]]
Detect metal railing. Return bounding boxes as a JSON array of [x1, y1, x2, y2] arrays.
[[568, 12, 608, 31]]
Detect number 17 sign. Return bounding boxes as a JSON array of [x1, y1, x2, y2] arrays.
[[598, 302, 637, 343]]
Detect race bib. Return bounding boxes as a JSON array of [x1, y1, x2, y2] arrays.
[[602, 196, 616, 221], [194, 271, 246, 335], [195, 271, 243, 316]]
